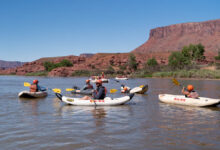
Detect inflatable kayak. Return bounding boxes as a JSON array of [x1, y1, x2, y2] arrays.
[[18, 90, 48, 98], [159, 94, 220, 107], [90, 78, 109, 83], [130, 85, 148, 94], [115, 77, 128, 80], [56, 93, 134, 106]]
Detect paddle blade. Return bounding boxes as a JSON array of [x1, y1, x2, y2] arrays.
[[24, 82, 31, 87], [139, 85, 144, 88], [110, 89, 118, 93], [172, 78, 180, 86], [66, 88, 75, 91], [52, 88, 61, 93]]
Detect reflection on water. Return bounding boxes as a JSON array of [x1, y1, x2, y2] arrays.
[[0, 76, 220, 149]]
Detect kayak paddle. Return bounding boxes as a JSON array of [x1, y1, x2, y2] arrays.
[[172, 78, 182, 86], [110, 89, 118, 93], [66, 88, 75, 91], [24, 82, 31, 87], [139, 85, 144, 88]]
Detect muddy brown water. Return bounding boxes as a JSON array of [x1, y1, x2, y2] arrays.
[[0, 76, 220, 150]]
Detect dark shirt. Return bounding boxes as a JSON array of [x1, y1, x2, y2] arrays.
[[37, 85, 47, 91], [93, 86, 106, 99], [81, 84, 93, 91]]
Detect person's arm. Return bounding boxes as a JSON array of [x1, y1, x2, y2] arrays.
[[93, 87, 104, 99], [181, 87, 189, 96], [38, 85, 47, 91], [80, 85, 87, 91]]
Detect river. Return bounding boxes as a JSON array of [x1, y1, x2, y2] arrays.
[[0, 76, 220, 150]]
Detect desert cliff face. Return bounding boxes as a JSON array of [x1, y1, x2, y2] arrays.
[[133, 19, 220, 59]]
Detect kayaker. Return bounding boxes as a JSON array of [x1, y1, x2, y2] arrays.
[[80, 79, 107, 100], [182, 85, 199, 98], [101, 72, 105, 78], [81, 79, 94, 91], [93, 79, 107, 99], [30, 80, 46, 92], [121, 84, 130, 93]]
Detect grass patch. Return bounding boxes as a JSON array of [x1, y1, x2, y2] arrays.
[[71, 70, 91, 76], [26, 71, 48, 76], [152, 69, 220, 79]]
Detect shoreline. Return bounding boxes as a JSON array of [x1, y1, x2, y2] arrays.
[[2, 74, 220, 81]]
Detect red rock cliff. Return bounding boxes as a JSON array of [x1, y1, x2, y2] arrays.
[[133, 19, 220, 58]]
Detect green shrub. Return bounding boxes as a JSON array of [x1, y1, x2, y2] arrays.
[[128, 53, 138, 71], [44, 59, 73, 71], [215, 51, 220, 60], [168, 51, 191, 69]]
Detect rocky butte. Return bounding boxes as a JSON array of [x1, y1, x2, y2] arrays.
[[133, 19, 220, 62]]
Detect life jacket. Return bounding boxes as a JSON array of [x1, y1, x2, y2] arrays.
[[30, 84, 38, 92], [94, 86, 107, 99], [121, 86, 130, 93], [186, 90, 199, 98]]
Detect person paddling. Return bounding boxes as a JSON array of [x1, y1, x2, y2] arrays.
[[30, 80, 46, 92], [121, 84, 130, 93], [80, 79, 107, 100], [182, 84, 199, 98], [80, 80, 93, 91], [93, 80, 107, 99], [101, 72, 105, 79]]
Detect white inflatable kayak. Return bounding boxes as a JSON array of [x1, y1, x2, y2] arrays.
[[90, 78, 109, 83], [56, 93, 134, 106], [159, 94, 220, 107], [18, 90, 48, 98], [115, 77, 128, 80], [130, 85, 148, 94]]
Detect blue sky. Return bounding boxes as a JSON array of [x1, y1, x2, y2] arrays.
[[0, 0, 219, 61]]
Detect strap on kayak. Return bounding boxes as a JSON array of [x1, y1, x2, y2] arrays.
[[129, 93, 135, 99], [55, 93, 63, 101]]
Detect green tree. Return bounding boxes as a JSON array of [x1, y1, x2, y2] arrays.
[[59, 59, 73, 67], [168, 51, 191, 69], [193, 43, 205, 60], [128, 53, 138, 71], [43, 59, 73, 72], [145, 58, 159, 72], [182, 44, 205, 61], [147, 58, 158, 67], [215, 51, 220, 60], [43, 61, 56, 71]]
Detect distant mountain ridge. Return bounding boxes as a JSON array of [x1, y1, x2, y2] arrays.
[[0, 60, 25, 69]]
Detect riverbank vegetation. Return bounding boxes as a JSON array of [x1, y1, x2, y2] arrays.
[[44, 59, 73, 71], [69, 44, 220, 79], [132, 44, 220, 79], [8, 43, 220, 79]]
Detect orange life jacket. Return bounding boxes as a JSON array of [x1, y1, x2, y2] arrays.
[[30, 84, 38, 92]]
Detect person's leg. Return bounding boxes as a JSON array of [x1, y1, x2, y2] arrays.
[[80, 96, 91, 100]]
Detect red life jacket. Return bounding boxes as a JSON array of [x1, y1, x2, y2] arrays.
[[30, 84, 38, 92]]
